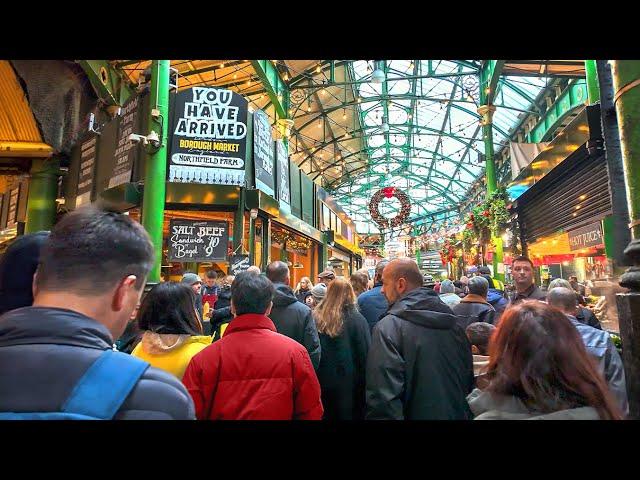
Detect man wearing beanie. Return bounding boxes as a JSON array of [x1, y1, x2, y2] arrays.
[[310, 283, 327, 305], [0, 232, 49, 315]]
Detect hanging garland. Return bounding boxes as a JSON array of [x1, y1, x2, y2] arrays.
[[369, 187, 411, 229]]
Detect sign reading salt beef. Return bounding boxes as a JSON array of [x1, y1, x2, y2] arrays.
[[229, 254, 250, 275], [568, 222, 604, 251], [109, 95, 140, 188], [168, 219, 229, 262], [169, 87, 248, 186], [253, 109, 275, 195]]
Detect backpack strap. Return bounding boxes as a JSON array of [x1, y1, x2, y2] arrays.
[[61, 350, 150, 420]]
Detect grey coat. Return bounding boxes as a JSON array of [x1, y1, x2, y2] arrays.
[[0, 307, 195, 419], [567, 315, 628, 416], [467, 389, 601, 420]]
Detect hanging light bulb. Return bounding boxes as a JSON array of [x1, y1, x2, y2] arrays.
[[316, 64, 321, 73], [382, 115, 389, 133], [233, 73, 237, 79], [307, 104, 311, 112], [283, 73, 289, 81], [343, 109, 347, 120], [219, 62, 225, 69], [371, 60, 385, 84]]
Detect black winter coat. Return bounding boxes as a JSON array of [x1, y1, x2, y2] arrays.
[[216, 286, 232, 310], [0, 307, 195, 419], [316, 306, 371, 420], [452, 300, 496, 326], [268, 283, 321, 370], [366, 288, 475, 420]]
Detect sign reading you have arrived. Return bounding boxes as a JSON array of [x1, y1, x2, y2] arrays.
[[169, 87, 248, 186]]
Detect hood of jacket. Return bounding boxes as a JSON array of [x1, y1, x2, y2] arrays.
[[486, 289, 505, 304], [467, 389, 601, 420], [272, 283, 299, 307], [0, 306, 113, 350], [138, 331, 211, 355], [387, 287, 458, 330]]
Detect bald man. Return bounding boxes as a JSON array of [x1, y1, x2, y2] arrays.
[[547, 287, 628, 416], [365, 258, 474, 420]]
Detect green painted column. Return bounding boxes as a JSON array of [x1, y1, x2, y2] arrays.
[[141, 60, 170, 283], [320, 231, 328, 272], [233, 187, 245, 254], [585, 60, 601, 103], [611, 61, 640, 240], [248, 215, 256, 264], [25, 158, 59, 233], [478, 104, 504, 282]]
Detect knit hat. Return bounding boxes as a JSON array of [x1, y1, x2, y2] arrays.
[[181, 273, 202, 286], [311, 283, 327, 301], [0, 231, 50, 315], [440, 280, 455, 294]]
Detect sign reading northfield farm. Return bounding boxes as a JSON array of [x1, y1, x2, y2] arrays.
[[169, 87, 248, 186]]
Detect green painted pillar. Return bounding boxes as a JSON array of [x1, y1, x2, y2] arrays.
[[233, 187, 245, 254], [585, 60, 601, 104], [248, 215, 256, 265], [478, 104, 504, 282], [611, 61, 640, 240], [320, 231, 328, 272], [141, 60, 170, 283], [25, 158, 59, 233]]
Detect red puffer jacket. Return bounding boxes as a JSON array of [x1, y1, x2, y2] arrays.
[[182, 313, 323, 420]]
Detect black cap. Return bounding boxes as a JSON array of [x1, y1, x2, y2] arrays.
[[0, 232, 49, 315]]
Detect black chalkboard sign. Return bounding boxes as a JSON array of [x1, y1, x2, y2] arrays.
[[253, 109, 275, 195], [276, 139, 290, 204], [168, 87, 248, 186], [168, 219, 229, 262], [109, 95, 141, 189], [76, 135, 98, 207], [229, 254, 250, 275]]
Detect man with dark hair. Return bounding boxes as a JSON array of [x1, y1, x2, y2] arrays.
[[182, 272, 323, 420], [0, 207, 195, 419], [366, 258, 474, 420], [265, 261, 321, 370], [569, 275, 586, 297], [357, 259, 390, 332], [465, 322, 496, 377], [509, 256, 546, 303], [547, 287, 628, 415], [453, 276, 496, 326]]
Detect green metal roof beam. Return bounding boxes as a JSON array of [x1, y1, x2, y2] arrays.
[[479, 60, 505, 104], [251, 60, 289, 120], [78, 60, 136, 106]]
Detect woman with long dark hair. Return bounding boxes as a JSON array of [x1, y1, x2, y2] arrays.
[[132, 282, 212, 380], [467, 301, 623, 420], [313, 277, 371, 420]]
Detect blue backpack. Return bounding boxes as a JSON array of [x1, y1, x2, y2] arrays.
[[0, 350, 149, 420]]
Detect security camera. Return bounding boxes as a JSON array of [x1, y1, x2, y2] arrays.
[[129, 133, 148, 145], [146, 130, 160, 148]]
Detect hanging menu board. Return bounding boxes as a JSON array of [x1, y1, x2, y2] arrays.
[[169, 87, 248, 186], [7, 186, 20, 228], [253, 109, 275, 196], [229, 254, 250, 275], [109, 95, 140, 189], [168, 219, 229, 262], [76, 135, 98, 207], [276, 139, 290, 205]]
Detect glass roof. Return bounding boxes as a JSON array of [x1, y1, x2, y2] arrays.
[[322, 61, 555, 235]]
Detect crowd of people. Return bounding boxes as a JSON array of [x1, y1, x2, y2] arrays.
[[0, 206, 629, 420]]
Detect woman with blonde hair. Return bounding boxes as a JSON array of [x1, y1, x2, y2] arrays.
[[312, 277, 371, 420], [294, 276, 314, 304]]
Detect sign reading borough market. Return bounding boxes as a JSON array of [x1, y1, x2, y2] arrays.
[[169, 87, 248, 185], [568, 222, 604, 251], [168, 219, 229, 262]]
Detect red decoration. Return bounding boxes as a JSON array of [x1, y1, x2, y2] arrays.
[[382, 186, 396, 198], [482, 210, 491, 217]]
